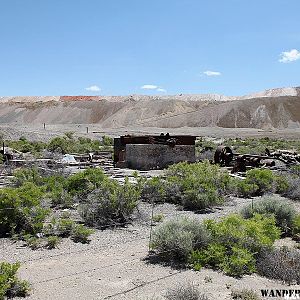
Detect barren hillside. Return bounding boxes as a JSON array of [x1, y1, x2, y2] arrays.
[[0, 87, 299, 129]]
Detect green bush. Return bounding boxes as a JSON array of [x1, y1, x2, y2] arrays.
[[204, 214, 281, 253], [47, 136, 70, 154], [79, 177, 140, 227], [231, 180, 258, 198], [163, 161, 231, 210], [46, 236, 61, 249], [66, 168, 107, 197], [241, 196, 296, 235], [189, 214, 280, 277], [189, 243, 226, 270], [47, 135, 103, 154], [220, 246, 256, 277], [141, 177, 168, 203], [13, 168, 44, 187], [23, 234, 41, 250], [274, 175, 290, 194], [56, 218, 75, 237], [244, 169, 275, 195], [291, 215, 300, 241], [0, 183, 49, 237], [71, 224, 94, 243], [0, 262, 30, 299], [151, 217, 211, 261]]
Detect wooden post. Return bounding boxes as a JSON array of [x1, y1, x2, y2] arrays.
[[43, 123, 46, 130], [86, 127, 89, 134]]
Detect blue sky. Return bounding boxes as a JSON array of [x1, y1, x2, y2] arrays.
[[0, 0, 299, 96]]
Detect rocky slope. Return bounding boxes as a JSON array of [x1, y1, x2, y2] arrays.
[[0, 87, 299, 129]]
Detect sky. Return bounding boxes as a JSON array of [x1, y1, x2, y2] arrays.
[[0, 0, 300, 96]]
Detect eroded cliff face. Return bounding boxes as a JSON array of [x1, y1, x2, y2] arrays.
[[0, 87, 299, 129]]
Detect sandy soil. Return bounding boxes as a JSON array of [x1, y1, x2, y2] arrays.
[[1, 196, 299, 300]]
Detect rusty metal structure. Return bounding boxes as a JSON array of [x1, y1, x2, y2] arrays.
[[214, 145, 300, 173], [114, 134, 196, 170]]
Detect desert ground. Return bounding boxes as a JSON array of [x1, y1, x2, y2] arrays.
[[1, 123, 300, 300], [1, 196, 299, 300]]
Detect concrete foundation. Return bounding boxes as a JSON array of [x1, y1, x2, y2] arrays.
[[125, 144, 195, 170]]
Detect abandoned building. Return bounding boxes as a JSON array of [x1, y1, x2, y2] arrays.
[[114, 134, 196, 170]]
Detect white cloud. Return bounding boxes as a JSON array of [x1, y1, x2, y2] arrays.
[[156, 88, 167, 93], [85, 85, 101, 92], [203, 70, 221, 76], [141, 84, 158, 90], [279, 49, 300, 63]]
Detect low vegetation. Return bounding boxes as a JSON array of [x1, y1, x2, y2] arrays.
[[223, 137, 300, 155], [151, 213, 282, 277], [231, 289, 261, 300], [3, 133, 113, 157], [143, 161, 231, 211], [241, 196, 297, 235], [165, 282, 209, 300], [256, 247, 300, 284], [0, 262, 30, 299]]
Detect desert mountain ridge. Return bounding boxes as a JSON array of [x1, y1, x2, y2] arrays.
[[0, 86, 300, 129]]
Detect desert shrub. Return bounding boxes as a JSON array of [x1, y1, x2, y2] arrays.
[[231, 289, 261, 300], [47, 136, 70, 154], [0, 183, 49, 237], [23, 234, 41, 250], [79, 177, 140, 227], [152, 214, 164, 223], [274, 175, 290, 194], [65, 168, 107, 197], [189, 243, 226, 271], [189, 214, 280, 277], [46, 236, 61, 249], [101, 135, 113, 146], [151, 217, 211, 261], [231, 179, 258, 198], [141, 177, 168, 203], [241, 196, 296, 234], [164, 161, 231, 210], [256, 247, 300, 284], [165, 282, 209, 300], [13, 167, 44, 187], [47, 135, 104, 154], [0, 262, 30, 299], [292, 215, 300, 241], [56, 218, 75, 237], [282, 174, 300, 201], [220, 246, 256, 277], [49, 187, 74, 208], [224, 137, 300, 155], [244, 169, 275, 195], [7, 138, 47, 155], [204, 214, 280, 253], [71, 224, 94, 243]]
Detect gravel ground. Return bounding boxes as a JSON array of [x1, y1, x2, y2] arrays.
[[2, 124, 300, 141], [1, 195, 299, 300]]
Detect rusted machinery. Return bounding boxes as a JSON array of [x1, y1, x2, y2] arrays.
[[214, 145, 300, 173], [114, 134, 196, 170]]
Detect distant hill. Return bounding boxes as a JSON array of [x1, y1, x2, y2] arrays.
[[0, 87, 299, 129]]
